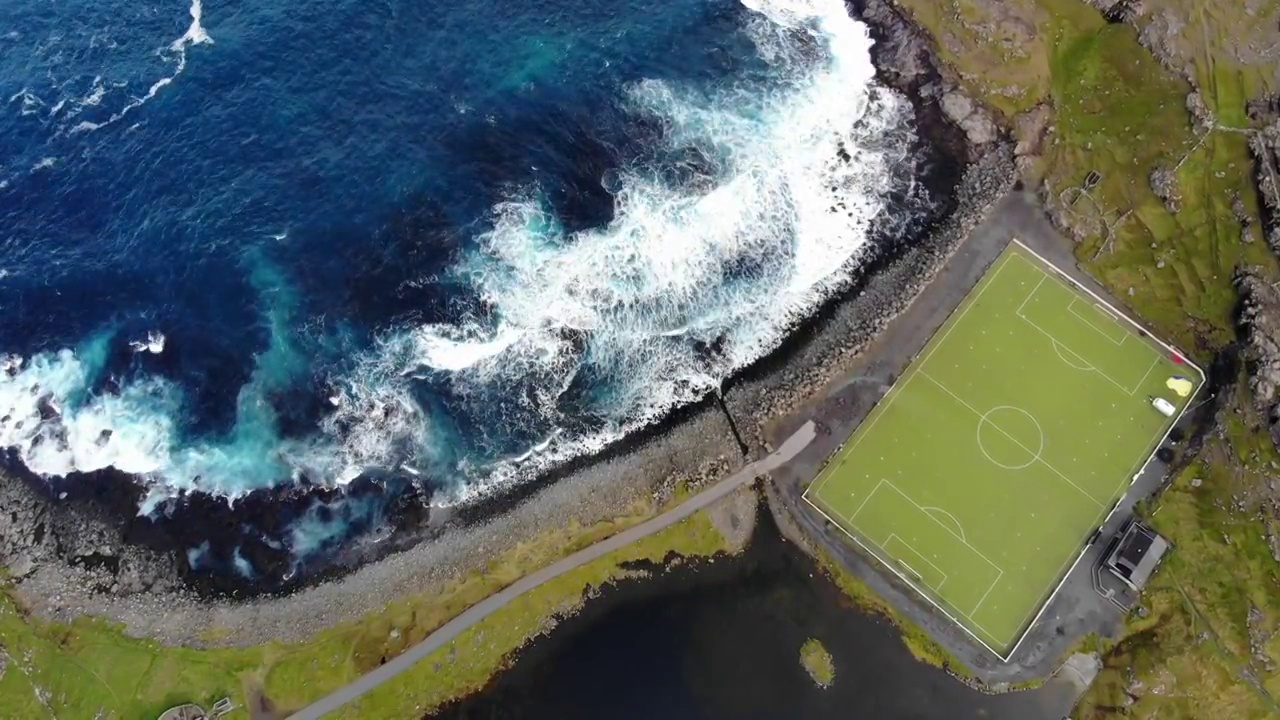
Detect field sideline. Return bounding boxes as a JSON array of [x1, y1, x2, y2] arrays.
[[805, 240, 1202, 657]]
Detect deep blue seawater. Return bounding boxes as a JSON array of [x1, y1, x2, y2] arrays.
[[0, 0, 926, 576]]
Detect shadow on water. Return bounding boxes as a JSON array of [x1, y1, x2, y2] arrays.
[[431, 507, 1076, 720]]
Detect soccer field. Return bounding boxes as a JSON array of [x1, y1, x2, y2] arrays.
[[804, 241, 1202, 656]]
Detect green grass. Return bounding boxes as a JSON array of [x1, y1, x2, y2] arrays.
[[328, 509, 734, 719], [808, 543, 968, 673], [1044, 21, 1274, 350], [799, 638, 835, 688], [0, 494, 738, 719], [806, 243, 1202, 653], [0, 590, 259, 720]]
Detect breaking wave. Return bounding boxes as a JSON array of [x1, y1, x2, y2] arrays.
[[0, 0, 920, 517]]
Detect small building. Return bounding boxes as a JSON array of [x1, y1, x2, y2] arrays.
[[1103, 520, 1170, 592]]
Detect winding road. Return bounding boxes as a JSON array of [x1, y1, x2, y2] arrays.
[[287, 420, 817, 719]]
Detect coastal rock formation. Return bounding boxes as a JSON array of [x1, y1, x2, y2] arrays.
[[854, 0, 932, 87], [1250, 117, 1280, 251], [1149, 166, 1181, 214], [1013, 103, 1052, 180], [854, 0, 999, 153], [726, 146, 1015, 451], [0, 473, 176, 600], [1236, 267, 1280, 446], [0, 478, 48, 580], [940, 90, 998, 146]]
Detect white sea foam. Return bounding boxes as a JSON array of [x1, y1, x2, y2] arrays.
[[172, 0, 213, 50], [67, 0, 212, 136], [129, 331, 166, 354], [413, 323, 525, 372], [0, 0, 916, 508], [0, 345, 178, 478], [9, 88, 44, 116], [422, 0, 914, 501]]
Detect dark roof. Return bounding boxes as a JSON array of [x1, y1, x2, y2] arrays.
[[1105, 521, 1170, 590], [1115, 528, 1155, 570]]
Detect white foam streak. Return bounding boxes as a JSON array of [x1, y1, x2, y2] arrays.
[[173, 0, 213, 50], [129, 331, 166, 354], [413, 324, 525, 372], [68, 0, 212, 136]]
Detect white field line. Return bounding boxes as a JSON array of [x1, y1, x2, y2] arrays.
[[1067, 297, 1127, 346], [1020, 309, 1134, 393], [886, 533, 950, 591], [1131, 356, 1160, 396], [1050, 340, 1096, 371], [1054, 338, 1095, 366], [878, 479, 1005, 576], [802, 494, 1012, 659], [916, 253, 1020, 370], [882, 482, 1005, 626], [969, 575, 1001, 618], [919, 371, 1106, 509], [804, 252, 1019, 501], [845, 478, 888, 525], [1015, 274, 1047, 317], [1014, 272, 1142, 396], [838, 477, 1008, 647], [920, 505, 967, 542], [1010, 239, 1205, 382]]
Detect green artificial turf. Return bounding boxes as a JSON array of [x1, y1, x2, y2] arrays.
[[805, 242, 1202, 654]]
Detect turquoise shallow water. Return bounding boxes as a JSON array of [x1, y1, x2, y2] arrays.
[[0, 0, 931, 579]]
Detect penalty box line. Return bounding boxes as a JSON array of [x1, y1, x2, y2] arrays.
[[849, 479, 1006, 619], [1067, 297, 1127, 346], [801, 494, 1012, 658], [1011, 238, 1204, 384], [1011, 257, 1164, 397]]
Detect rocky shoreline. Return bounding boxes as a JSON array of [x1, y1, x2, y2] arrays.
[[0, 0, 1012, 647]]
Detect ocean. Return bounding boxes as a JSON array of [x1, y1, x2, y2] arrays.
[[0, 0, 932, 580]]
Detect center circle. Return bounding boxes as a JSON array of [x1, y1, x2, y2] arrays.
[[976, 406, 1044, 470]]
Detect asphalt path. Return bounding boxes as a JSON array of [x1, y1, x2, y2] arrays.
[[288, 420, 817, 719]]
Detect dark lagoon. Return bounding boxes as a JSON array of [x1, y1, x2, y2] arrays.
[[433, 509, 1078, 720]]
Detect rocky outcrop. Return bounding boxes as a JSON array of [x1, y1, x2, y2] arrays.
[[0, 473, 177, 600], [1013, 103, 1052, 180], [1, 475, 55, 582], [1149, 166, 1181, 214], [1237, 267, 1280, 446], [854, 0, 1001, 153], [940, 90, 999, 146], [1250, 119, 1280, 252]]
